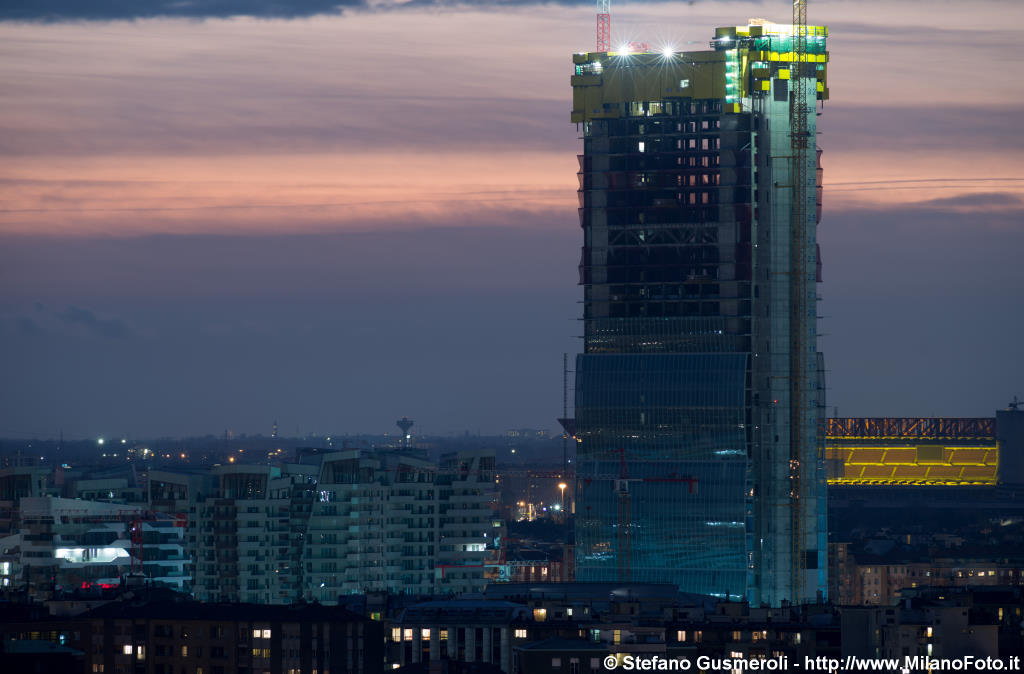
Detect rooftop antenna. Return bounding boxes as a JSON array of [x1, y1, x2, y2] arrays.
[[1010, 396, 1021, 411], [596, 0, 610, 52]]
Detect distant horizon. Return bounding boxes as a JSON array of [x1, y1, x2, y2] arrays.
[[0, 427, 565, 443]]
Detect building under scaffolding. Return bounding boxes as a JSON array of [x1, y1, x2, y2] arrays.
[[571, 21, 829, 606], [826, 408, 1024, 487]]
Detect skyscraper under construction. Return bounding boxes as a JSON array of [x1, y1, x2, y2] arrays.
[[571, 20, 829, 606]]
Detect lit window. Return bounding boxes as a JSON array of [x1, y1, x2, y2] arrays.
[[391, 628, 401, 642], [677, 630, 687, 642], [122, 645, 133, 655], [421, 628, 431, 640], [262, 629, 271, 639], [533, 608, 547, 622], [403, 629, 413, 642], [613, 629, 621, 645], [253, 629, 261, 639], [514, 629, 527, 639], [137, 645, 145, 660], [181, 646, 188, 657], [440, 630, 449, 640]]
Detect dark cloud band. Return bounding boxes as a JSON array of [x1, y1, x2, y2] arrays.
[[0, 0, 363, 22]]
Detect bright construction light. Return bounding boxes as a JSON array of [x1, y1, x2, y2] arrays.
[[617, 43, 631, 54], [662, 47, 674, 58], [97, 438, 104, 445]]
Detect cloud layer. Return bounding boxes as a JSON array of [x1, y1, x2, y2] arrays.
[[1, 0, 360, 22]]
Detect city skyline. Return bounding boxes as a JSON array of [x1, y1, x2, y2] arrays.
[[2, 0, 1023, 439]]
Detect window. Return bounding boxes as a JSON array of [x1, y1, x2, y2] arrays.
[[391, 628, 401, 642], [181, 646, 188, 657], [137, 645, 145, 660], [122, 645, 133, 655], [403, 629, 413, 642], [262, 629, 271, 639], [676, 630, 687, 642], [552, 658, 562, 669], [514, 629, 527, 639]]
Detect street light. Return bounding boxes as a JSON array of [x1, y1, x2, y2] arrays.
[[558, 482, 567, 516]]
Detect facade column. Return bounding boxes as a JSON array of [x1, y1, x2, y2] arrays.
[[500, 627, 511, 674], [430, 627, 440, 662], [412, 626, 422, 664], [482, 626, 492, 663], [447, 625, 458, 659], [465, 626, 477, 663]]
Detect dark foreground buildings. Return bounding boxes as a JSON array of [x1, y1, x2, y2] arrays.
[[0, 597, 382, 674], [571, 21, 830, 605]]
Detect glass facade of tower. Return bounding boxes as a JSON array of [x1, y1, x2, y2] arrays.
[[571, 23, 830, 605], [576, 352, 750, 596]]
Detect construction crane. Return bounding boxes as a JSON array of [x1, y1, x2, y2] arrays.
[[576, 449, 700, 583], [788, 0, 810, 604], [596, 0, 610, 52], [615, 448, 632, 582]]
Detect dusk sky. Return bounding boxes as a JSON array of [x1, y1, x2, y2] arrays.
[[2, 0, 1022, 439]]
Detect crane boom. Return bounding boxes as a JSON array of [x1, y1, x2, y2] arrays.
[[596, 0, 610, 52]]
